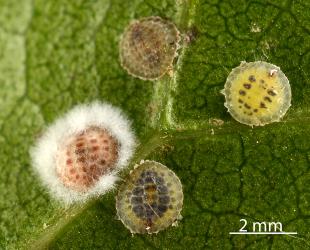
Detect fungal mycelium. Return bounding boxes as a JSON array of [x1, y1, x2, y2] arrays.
[[30, 101, 135, 204], [119, 16, 180, 80], [116, 160, 183, 234], [222, 61, 291, 126]]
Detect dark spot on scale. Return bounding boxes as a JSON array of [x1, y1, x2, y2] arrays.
[[260, 79, 265, 83], [78, 157, 86, 163], [132, 187, 144, 196], [249, 75, 256, 82], [267, 89, 276, 96], [244, 103, 251, 109], [131, 196, 143, 204], [141, 171, 147, 178], [145, 206, 155, 217], [136, 178, 144, 185], [144, 177, 154, 183], [249, 112, 253, 116], [260, 102, 267, 108], [158, 204, 168, 213], [131, 26, 143, 41], [238, 99, 243, 104], [254, 109, 258, 113], [239, 90, 246, 96], [243, 83, 252, 89], [159, 196, 170, 204], [155, 177, 164, 185], [151, 203, 157, 210], [90, 154, 98, 161], [264, 96, 272, 103], [269, 69, 277, 77], [132, 205, 145, 217], [238, 106, 242, 109], [157, 185, 168, 194]]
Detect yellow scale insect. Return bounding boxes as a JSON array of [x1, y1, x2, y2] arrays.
[[116, 160, 183, 234], [222, 61, 291, 126]]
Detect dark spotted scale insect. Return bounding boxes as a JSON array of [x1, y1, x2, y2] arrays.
[[119, 16, 180, 80], [116, 160, 183, 234], [221, 61, 291, 126]]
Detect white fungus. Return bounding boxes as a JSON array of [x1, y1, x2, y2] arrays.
[[30, 101, 136, 204]]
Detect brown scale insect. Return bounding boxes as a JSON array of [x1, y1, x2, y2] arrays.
[[55, 126, 119, 192], [119, 16, 180, 80]]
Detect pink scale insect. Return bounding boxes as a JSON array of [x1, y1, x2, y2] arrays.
[[30, 101, 136, 204]]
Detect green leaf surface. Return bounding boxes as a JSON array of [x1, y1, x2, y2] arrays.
[[0, 0, 309, 249]]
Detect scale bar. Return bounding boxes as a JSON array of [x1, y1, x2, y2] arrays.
[[229, 232, 297, 235]]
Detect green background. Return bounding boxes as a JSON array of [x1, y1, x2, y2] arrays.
[[0, 0, 309, 249]]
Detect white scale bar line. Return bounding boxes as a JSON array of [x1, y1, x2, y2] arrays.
[[229, 232, 297, 235]]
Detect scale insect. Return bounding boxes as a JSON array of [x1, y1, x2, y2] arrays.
[[221, 61, 291, 126], [116, 160, 183, 234], [30, 102, 136, 204], [55, 126, 119, 192], [119, 16, 180, 80]]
